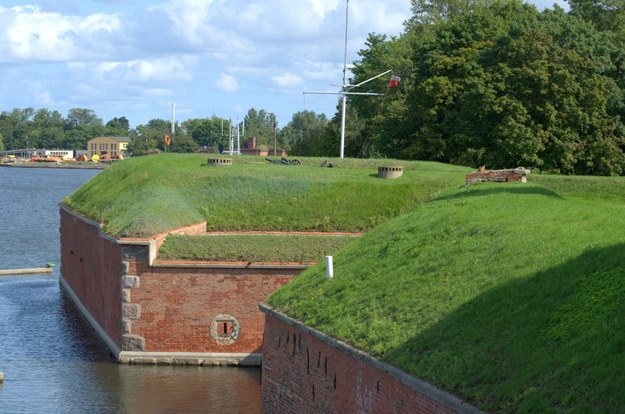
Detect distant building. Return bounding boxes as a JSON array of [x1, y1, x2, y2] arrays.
[[240, 136, 287, 156], [87, 136, 130, 159], [36, 149, 74, 159]]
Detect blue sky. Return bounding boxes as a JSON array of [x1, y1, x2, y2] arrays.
[[0, 0, 568, 128]]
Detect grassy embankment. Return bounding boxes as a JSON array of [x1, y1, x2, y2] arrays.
[[62, 153, 465, 262], [268, 174, 625, 413]]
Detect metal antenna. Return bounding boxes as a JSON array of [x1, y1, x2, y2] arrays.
[[304, 0, 390, 159]]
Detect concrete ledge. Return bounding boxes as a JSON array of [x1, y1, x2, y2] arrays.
[[152, 261, 311, 270], [0, 268, 53, 276], [118, 351, 261, 366]]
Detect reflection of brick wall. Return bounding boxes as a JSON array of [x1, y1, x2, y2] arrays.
[[260, 305, 483, 414], [60, 206, 301, 365]]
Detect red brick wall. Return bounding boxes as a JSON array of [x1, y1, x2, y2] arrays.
[[129, 266, 295, 353], [60, 207, 123, 349], [465, 169, 528, 185], [60, 207, 301, 362], [260, 306, 484, 414]]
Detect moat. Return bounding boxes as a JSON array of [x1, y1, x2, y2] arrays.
[[0, 167, 260, 413]]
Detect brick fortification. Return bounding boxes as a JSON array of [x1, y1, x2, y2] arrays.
[[260, 305, 485, 414], [59, 206, 298, 365], [60, 205, 485, 412]]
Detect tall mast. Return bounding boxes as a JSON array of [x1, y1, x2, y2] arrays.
[[171, 100, 176, 137], [302, 0, 389, 159], [340, 0, 350, 159]]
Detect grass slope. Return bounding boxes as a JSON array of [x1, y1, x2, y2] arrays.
[[267, 177, 625, 413], [63, 153, 467, 237], [158, 234, 358, 264]]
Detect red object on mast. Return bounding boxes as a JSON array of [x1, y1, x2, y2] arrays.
[[388, 75, 400, 88]]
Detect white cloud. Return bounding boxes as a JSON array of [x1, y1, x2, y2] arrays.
[[0, 0, 411, 126], [0, 5, 123, 62], [271, 73, 303, 89], [217, 73, 240, 93]]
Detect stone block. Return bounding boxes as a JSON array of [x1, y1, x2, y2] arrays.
[[120, 261, 130, 276], [121, 319, 132, 334], [122, 334, 146, 351], [123, 275, 140, 289], [122, 303, 141, 319], [121, 246, 148, 261]]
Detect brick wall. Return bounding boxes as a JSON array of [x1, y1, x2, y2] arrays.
[[260, 305, 485, 414], [127, 265, 295, 354], [60, 207, 123, 351], [60, 206, 302, 365], [465, 168, 529, 185]]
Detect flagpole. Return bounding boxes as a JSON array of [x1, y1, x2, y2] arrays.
[[339, 0, 350, 159], [303, 0, 392, 159]]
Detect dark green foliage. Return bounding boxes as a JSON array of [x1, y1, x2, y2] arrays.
[[342, 0, 625, 175], [401, 1, 625, 174]]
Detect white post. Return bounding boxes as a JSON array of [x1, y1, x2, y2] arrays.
[[325, 256, 334, 279]]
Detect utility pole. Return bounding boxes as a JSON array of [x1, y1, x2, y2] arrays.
[[273, 113, 278, 156], [171, 100, 176, 137]]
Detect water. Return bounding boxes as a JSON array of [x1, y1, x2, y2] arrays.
[[0, 166, 260, 413]]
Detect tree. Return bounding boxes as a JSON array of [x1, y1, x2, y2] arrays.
[[65, 108, 103, 129], [105, 117, 130, 136], [282, 111, 330, 156], [400, 0, 625, 174], [243, 108, 275, 148], [348, 32, 415, 158], [183, 116, 229, 150], [128, 119, 171, 155], [566, 0, 625, 31]]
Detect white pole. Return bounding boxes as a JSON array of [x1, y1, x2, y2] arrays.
[[236, 116, 240, 154], [325, 256, 334, 279], [229, 119, 233, 154], [171, 100, 176, 136], [339, 0, 350, 159]]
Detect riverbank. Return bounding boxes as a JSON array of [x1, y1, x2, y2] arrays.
[[0, 161, 108, 169]]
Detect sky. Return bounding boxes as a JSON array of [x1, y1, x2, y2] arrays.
[[0, 0, 568, 129]]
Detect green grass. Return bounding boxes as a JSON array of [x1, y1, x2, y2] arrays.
[[267, 177, 625, 413], [63, 153, 467, 237], [158, 234, 358, 263]]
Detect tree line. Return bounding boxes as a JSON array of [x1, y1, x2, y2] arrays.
[[2, 0, 624, 175], [0, 106, 332, 158]]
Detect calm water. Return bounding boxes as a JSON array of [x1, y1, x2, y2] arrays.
[[0, 166, 260, 413]]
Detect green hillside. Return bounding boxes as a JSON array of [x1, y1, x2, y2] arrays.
[[268, 175, 625, 413]]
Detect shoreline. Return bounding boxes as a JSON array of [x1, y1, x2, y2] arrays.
[[0, 162, 108, 170]]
